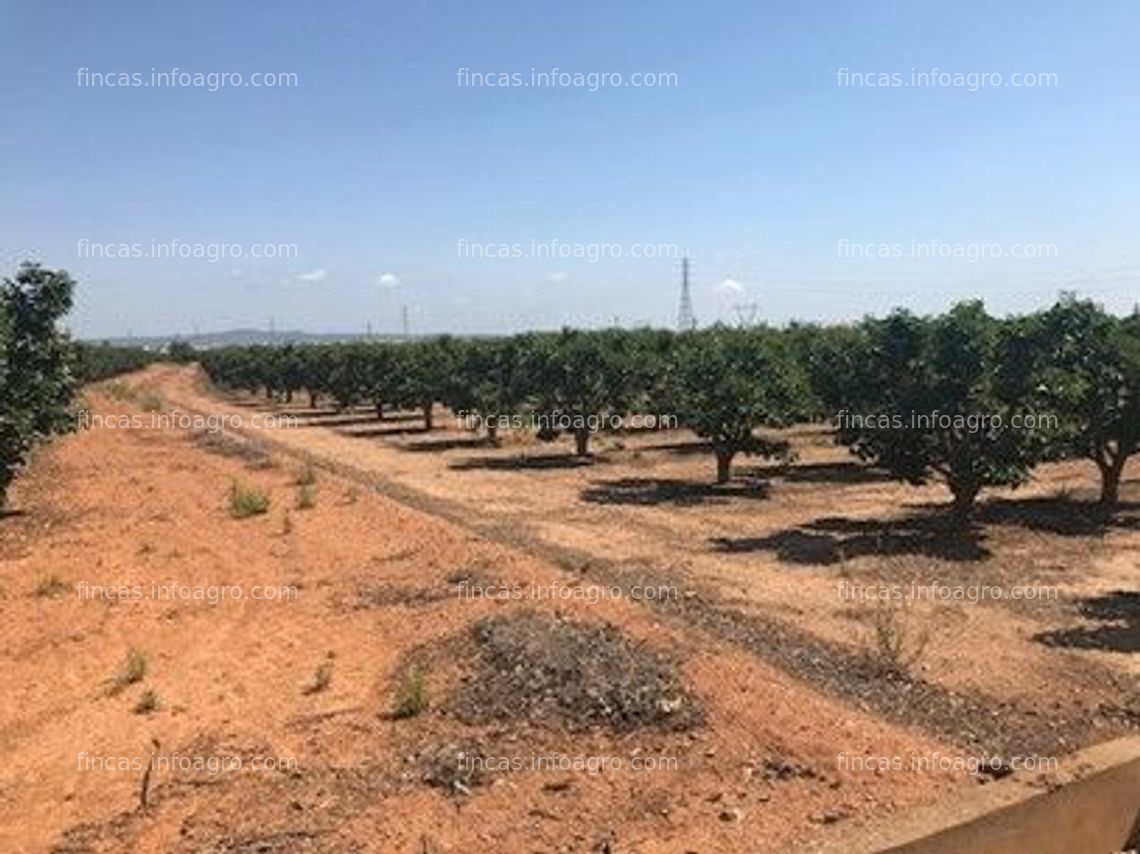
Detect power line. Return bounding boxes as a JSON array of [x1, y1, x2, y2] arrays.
[[733, 302, 759, 327]]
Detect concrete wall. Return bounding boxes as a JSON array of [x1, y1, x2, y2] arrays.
[[815, 737, 1140, 854]]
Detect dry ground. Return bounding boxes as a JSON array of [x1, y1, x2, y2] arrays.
[[158, 365, 1138, 734], [0, 363, 1135, 853]]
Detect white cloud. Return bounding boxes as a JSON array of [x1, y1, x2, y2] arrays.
[[716, 277, 745, 295], [547, 271, 569, 283], [377, 271, 400, 287], [294, 269, 327, 283]]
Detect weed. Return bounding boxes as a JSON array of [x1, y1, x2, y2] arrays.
[[867, 596, 931, 676], [229, 480, 270, 518], [296, 483, 316, 510], [110, 648, 148, 694], [35, 575, 67, 598], [103, 381, 136, 401], [392, 667, 430, 719], [294, 456, 318, 486], [138, 391, 164, 412], [305, 661, 333, 695], [134, 689, 159, 715]]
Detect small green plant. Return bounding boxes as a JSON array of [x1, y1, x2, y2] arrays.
[[296, 483, 316, 510], [391, 667, 430, 719], [138, 391, 164, 412], [229, 480, 270, 518], [294, 456, 317, 486], [305, 661, 333, 695], [110, 648, 148, 694], [134, 688, 159, 715], [35, 575, 68, 598]]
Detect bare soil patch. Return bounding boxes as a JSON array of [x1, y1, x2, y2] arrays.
[[1, 372, 988, 853]]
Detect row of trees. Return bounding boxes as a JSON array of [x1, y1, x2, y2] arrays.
[[200, 296, 1140, 520], [73, 342, 159, 383]]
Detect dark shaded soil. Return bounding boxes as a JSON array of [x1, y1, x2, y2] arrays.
[[449, 611, 704, 734], [584, 563, 1137, 760]]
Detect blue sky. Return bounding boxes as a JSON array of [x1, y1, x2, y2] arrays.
[[2, 0, 1137, 337]]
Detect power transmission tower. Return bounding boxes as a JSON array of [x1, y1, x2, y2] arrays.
[[733, 302, 759, 327], [677, 257, 696, 332]]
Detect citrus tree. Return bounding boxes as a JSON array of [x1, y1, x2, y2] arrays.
[[837, 302, 1040, 521], [670, 325, 809, 483], [1022, 296, 1140, 511], [0, 263, 78, 508]]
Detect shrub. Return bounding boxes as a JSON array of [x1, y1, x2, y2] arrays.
[[229, 481, 270, 518], [134, 689, 159, 715], [35, 575, 67, 598], [138, 390, 164, 412], [111, 648, 148, 694], [866, 597, 930, 676], [296, 483, 316, 509], [305, 661, 333, 694], [392, 668, 430, 719], [293, 456, 317, 486], [102, 381, 136, 401]]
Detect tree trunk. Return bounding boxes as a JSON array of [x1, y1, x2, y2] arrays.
[[375, 400, 384, 420], [574, 427, 590, 457], [308, 391, 318, 409], [1098, 455, 1124, 512], [715, 448, 734, 484], [285, 389, 293, 403], [487, 423, 499, 445], [949, 480, 980, 525], [422, 402, 433, 432]]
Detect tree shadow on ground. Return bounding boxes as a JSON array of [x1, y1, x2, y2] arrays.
[[740, 460, 893, 485], [339, 424, 429, 438], [977, 496, 1140, 536], [0, 509, 28, 521], [450, 453, 603, 471], [276, 406, 342, 417], [581, 477, 770, 507], [711, 513, 990, 564], [402, 435, 499, 453], [637, 439, 711, 456], [295, 412, 424, 429], [1034, 591, 1139, 653]]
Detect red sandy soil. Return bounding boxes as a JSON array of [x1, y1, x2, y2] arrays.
[[0, 376, 998, 854], [157, 364, 1139, 711]]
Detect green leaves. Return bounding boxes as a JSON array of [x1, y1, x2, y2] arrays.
[[196, 296, 1137, 514], [836, 302, 1038, 517], [0, 263, 79, 507], [671, 326, 809, 482], [1017, 296, 1140, 508]]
